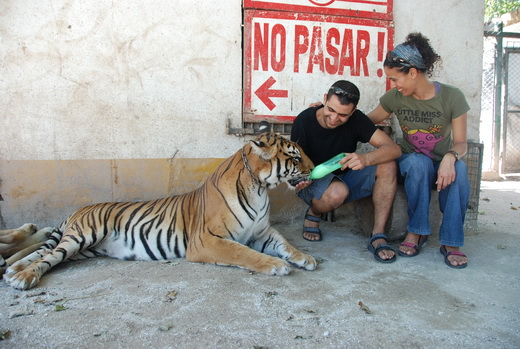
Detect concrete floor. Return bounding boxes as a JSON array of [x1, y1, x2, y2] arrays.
[[0, 180, 519, 348]]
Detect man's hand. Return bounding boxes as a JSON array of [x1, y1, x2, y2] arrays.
[[340, 153, 368, 171], [295, 180, 313, 191]]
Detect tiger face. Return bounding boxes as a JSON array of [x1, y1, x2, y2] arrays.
[[248, 131, 314, 189]]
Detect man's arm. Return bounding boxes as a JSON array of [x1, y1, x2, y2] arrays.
[[340, 129, 401, 171], [366, 129, 402, 164]]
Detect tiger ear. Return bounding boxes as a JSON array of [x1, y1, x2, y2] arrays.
[[257, 121, 277, 143], [250, 134, 277, 160], [258, 121, 271, 134]]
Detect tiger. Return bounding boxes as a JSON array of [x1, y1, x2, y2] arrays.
[[0, 224, 51, 274], [3, 129, 317, 290]]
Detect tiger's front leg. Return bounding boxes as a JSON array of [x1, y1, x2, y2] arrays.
[[5, 235, 86, 290], [5, 249, 59, 290], [186, 236, 293, 276], [249, 227, 317, 271], [0, 223, 38, 245]]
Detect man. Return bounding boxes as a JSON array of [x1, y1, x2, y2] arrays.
[[291, 80, 401, 263]]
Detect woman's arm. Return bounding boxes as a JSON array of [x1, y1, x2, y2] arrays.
[[448, 113, 468, 157], [436, 113, 468, 191], [367, 104, 392, 124]]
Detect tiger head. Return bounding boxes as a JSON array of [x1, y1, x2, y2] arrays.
[[246, 129, 314, 189]]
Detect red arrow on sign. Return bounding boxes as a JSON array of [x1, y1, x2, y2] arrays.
[[254, 76, 288, 111]]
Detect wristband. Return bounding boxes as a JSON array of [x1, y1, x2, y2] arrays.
[[447, 150, 459, 161]]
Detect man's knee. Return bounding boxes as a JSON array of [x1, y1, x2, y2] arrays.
[[376, 161, 397, 180], [323, 182, 349, 207]]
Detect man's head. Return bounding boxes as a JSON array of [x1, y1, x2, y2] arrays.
[[325, 80, 360, 107], [319, 80, 360, 129]]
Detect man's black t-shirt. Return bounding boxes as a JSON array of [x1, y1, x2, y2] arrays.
[[290, 106, 377, 168]]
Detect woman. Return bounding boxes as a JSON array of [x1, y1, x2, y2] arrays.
[[368, 32, 470, 269]]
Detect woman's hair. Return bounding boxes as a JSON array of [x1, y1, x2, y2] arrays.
[[326, 80, 360, 106], [384, 32, 442, 77]]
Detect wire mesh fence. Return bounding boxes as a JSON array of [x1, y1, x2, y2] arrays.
[[504, 49, 520, 173], [481, 36, 496, 172], [465, 142, 484, 231]]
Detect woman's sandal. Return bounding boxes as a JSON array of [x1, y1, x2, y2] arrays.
[[367, 233, 396, 263], [398, 234, 428, 257], [440, 245, 468, 269], [302, 208, 322, 242]]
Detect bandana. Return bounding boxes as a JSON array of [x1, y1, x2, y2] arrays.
[[390, 44, 427, 70]]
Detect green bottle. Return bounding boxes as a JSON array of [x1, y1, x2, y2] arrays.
[[309, 153, 346, 180]]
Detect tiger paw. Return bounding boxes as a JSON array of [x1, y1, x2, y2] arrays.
[[269, 262, 291, 276], [4, 269, 40, 290], [3, 266, 18, 281], [5, 259, 32, 275], [289, 253, 317, 271], [256, 257, 291, 276]]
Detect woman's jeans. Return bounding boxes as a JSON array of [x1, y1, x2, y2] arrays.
[[396, 153, 470, 247]]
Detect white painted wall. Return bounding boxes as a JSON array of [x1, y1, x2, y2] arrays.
[[393, 0, 485, 143], [0, 1, 244, 160], [0, 0, 484, 161]]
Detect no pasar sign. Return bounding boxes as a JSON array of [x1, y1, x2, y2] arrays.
[[243, 11, 393, 120]]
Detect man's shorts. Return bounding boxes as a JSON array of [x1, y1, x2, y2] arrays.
[[297, 165, 377, 206]]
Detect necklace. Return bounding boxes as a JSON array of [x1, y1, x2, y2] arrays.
[[241, 146, 260, 185]]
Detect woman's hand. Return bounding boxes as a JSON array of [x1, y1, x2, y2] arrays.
[[436, 154, 457, 191], [436, 114, 467, 192]]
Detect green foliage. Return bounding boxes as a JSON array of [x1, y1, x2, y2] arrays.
[[485, 0, 520, 21]]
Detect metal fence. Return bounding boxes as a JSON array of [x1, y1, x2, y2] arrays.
[[482, 26, 520, 176], [504, 48, 520, 173], [465, 142, 484, 231], [481, 36, 496, 173]]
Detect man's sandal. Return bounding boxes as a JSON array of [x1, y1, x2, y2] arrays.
[[367, 233, 396, 263], [440, 245, 468, 269], [302, 208, 322, 242], [398, 234, 428, 257]]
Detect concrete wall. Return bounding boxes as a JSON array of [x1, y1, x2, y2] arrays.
[[0, 1, 244, 161], [393, 1, 484, 144], [0, 0, 485, 229]]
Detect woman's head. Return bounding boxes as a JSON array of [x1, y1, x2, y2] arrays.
[[384, 33, 441, 78]]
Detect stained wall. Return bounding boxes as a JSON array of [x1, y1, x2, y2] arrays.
[[0, 1, 485, 228]]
